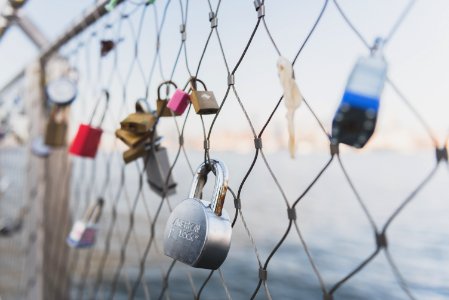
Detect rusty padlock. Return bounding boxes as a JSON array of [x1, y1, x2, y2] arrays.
[[163, 159, 231, 269], [156, 81, 180, 117], [66, 198, 104, 248], [145, 145, 176, 197], [69, 90, 109, 158], [44, 106, 68, 147], [189, 77, 219, 115]]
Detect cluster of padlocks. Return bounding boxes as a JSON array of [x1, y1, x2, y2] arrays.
[[33, 36, 388, 269]]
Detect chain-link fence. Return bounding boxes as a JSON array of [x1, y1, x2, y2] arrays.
[[1, 0, 449, 299]]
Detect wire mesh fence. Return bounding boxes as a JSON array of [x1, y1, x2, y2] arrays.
[[1, 0, 449, 299]]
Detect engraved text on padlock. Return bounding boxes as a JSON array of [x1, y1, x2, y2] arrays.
[[163, 159, 231, 270]]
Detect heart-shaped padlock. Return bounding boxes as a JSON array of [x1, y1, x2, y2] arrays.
[[163, 159, 231, 270]]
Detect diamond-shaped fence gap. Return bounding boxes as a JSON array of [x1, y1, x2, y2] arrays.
[[261, 0, 329, 59], [179, 0, 225, 72], [118, 14, 148, 89], [294, 160, 377, 272], [265, 232, 324, 300], [227, 47, 283, 134], [339, 151, 434, 225], [383, 166, 449, 295], [151, 2, 184, 80], [330, 254, 404, 300], [191, 269, 233, 300], [332, 0, 415, 47], [233, 160, 288, 252]]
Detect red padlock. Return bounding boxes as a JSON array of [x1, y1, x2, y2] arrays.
[[69, 90, 109, 158]]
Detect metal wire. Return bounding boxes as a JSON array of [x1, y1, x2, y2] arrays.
[[0, 0, 448, 300]]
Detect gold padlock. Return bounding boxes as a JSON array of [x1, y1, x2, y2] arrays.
[[156, 81, 180, 117], [190, 77, 219, 115], [115, 129, 152, 148], [123, 136, 162, 164], [123, 144, 147, 164], [45, 106, 68, 147], [120, 112, 156, 134]]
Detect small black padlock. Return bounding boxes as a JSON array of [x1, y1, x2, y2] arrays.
[[163, 159, 231, 270], [189, 77, 219, 115]]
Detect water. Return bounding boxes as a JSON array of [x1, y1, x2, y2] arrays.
[[68, 149, 449, 300], [2, 148, 449, 299]]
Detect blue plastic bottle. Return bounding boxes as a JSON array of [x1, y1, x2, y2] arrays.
[[332, 38, 388, 148]]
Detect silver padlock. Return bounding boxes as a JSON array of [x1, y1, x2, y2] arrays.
[[163, 159, 231, 270]]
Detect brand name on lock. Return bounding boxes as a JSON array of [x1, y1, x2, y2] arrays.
[[163, 159, 232, 270], [168, 218, 201, 242]]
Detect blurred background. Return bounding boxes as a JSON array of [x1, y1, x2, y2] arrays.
[[0, 0, 449, 299]]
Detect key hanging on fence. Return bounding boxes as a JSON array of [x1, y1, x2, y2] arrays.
[[69, 90, 110, 158], [277, 56, 303, 159], [189, 77, 219, 115], [116, 99, 158, 163], [156, 81, 180, 117], [164, 159, 231, 270], [66, 198, 104, 248], [44, 106, 68, 147], [167, 86, 190, 116], [332, 37, 388, 148]]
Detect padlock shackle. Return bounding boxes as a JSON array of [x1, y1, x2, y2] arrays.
[[135, 98, 153, 113], [83, 198, 104, 224], [88, 90, 110, 127], [189, 159, 228, 216], [157, 81, 178, 101], [189, 77, 207, 91]]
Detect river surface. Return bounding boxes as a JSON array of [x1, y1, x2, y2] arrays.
[[2, 148, 449, 300], [67, 149, 449, 300]]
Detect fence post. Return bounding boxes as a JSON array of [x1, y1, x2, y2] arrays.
[[24, 59, 45, 300], [24, 57, 72, 300]]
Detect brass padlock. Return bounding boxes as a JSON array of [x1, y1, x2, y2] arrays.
[[189, 77, 219, 115], [145, 146, 176, 196], [115, 128, 153, 148], [123, 143, 147, 164], [156, 81, 180, 117], [123, 136, 162, 164], [120, 112, 156, 134], [45, 106, 68, 147]]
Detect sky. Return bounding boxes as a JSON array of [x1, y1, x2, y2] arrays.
[[1, 0, 449, 153]]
